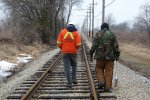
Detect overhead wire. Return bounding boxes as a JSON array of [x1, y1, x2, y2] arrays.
[[95, 0, 116, 17], [105, 0, 116, 7], [76, 0, 116, 29]]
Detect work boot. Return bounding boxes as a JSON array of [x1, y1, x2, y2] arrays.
[[98, 82, 104, 89], [105, 88, 113, 93], [72, 80, 78, 84]]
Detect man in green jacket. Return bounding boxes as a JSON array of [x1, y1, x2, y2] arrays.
[[90, 23, 120, 92]]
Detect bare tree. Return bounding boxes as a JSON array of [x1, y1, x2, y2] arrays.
[[136, 3, 150, 40], [1, 0, 82, 44], [53, 0, 65, 39], [111, 21, 130, 33], [65, 0, 82, 26], [1, 0, 67, 44], [105, 13, 116, 27]]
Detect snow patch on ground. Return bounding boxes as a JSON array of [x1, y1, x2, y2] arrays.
[[17, 54, 33, 63], [0, 60, 17, 71], [0, 48, 60, 100], [0, 54, 33, 77], [0, 70, 11, 77]]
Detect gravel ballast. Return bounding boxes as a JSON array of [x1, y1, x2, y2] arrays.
[[0, 49, 59, 100], [0, 34, 150, 100], [82, 34, 150, 100]]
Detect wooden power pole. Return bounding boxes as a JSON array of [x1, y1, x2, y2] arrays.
[[92, 0, 95, 38], [87, 11, 88, 36], [88, 6, 92, 37], [102, 0, 105, 23]]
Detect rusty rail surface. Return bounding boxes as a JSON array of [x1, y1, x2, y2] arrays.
[[7, 41, 117, 100], [82, 42, 98, 100], [21, 54, 62, 100]]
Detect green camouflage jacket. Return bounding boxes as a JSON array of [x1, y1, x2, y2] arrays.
[[90, 28, 120, 60]]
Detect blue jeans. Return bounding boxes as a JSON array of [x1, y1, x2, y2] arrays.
[[63, 53, 77, 84]]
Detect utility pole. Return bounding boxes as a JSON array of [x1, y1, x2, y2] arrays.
[[49, 0, 54, 45], [102, 0, 105, 23], [88, 6, 92, 37], [92, 0, 95, 38], [87, 11, 89, 36], [73, 8, 91, 35]]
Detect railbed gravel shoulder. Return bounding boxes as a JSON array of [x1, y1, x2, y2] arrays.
[[0, 48, 60, 100], [82, 34, 150, 100], [0, 35, 150, 100]]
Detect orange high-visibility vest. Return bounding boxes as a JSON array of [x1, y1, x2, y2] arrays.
[[57, 28, 81, 54]]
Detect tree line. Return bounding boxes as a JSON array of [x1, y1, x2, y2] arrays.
[[110, 3, 150, 44], [0, 0, 82, 45], [82, 3, 150, 44]]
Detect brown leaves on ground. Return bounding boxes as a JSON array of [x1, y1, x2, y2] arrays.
[[0, 43, 49, 63]]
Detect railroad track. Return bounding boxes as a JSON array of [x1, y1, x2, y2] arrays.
[[7, 41, 117, 100]]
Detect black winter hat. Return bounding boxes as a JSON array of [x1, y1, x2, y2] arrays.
[[67, 24, 75, 28], [101, 23, 109, 30], [67, 24, 77, 32]]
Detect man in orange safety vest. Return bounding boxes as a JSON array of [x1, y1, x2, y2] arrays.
[[57, 23, 81, 88]]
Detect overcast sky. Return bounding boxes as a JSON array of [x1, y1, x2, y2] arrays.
[[0, 2, 7, 22], [70, 0, 150, 28], [0, 0, 150, 28]]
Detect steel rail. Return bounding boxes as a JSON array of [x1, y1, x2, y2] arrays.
[[21, 54, 62, 100], [82, 42, 98, 100]]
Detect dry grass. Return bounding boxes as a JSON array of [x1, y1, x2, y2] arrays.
[[0, 42, 52, 77], [0, 43, 49, 63], [119, 42, 150, 78]]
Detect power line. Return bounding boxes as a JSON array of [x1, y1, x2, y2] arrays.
[[95, 11, 102, 17], [95, 0, 116, 17], [105, 0, 116, 7]]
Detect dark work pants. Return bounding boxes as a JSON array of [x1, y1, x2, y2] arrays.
[[63, 53, 77, 84], [96, 60, 114, 89]]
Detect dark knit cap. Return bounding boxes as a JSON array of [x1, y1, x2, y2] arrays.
[[101, 23, 109, 30], [67, 24, 75, 28], [67, 24, 77, 32]]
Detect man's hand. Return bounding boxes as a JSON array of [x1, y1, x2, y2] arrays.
[[90, 55, 93, 61], [89, 50, 94, 62], [115, 53, 120, 61], [115, 56, 119, 61], [90, 52, 93, 62]]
